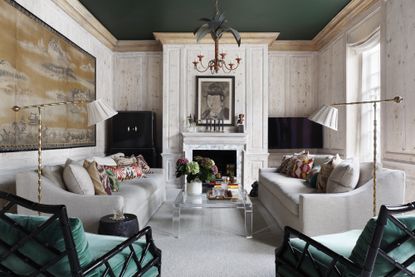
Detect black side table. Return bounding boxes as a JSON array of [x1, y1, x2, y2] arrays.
[[98, 213, 139, 237]]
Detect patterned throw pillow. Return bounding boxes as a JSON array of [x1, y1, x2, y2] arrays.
[[114, 155, 137, 167], [96, 164, 112, 195], [276, 156, 292, 174], [291, 155, 314, 179], [103, 164, 143, 182], [136, 155, 152, 174], [106, 170, 120, 192], [316, 154, 342, 192]]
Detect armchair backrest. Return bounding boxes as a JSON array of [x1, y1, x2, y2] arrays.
[[351, 201, 415, 277], [0, 191, 88, 276]]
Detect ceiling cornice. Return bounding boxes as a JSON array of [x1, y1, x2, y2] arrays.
[[153, 32, 279, 46], [51, 0, 117, 50], [312, 0, 379, 49], [54, 0, 379, 52], [269, 41, 317, 52], [114, 40, 162, 52]]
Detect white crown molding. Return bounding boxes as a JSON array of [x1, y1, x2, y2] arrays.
[[153, 32, 279, 45], [54, 0, 379, 52]]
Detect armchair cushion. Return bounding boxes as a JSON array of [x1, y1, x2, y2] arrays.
[[350, 215, 415, 275], [86, 233, 158, 276], [279, 229, 362, 276], [0, 214, 93, 276]]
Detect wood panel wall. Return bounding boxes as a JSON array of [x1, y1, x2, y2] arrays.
[[113, 52, 163, 152], [382, 0, 415, 201]]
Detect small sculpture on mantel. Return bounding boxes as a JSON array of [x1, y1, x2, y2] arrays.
[[186, 114, 197, 132], [236, 113, 245, 133]]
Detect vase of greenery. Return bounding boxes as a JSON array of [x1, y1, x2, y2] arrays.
[[176, 156, 218, 195]]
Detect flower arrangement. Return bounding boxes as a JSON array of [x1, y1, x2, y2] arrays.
[[176, 156, 218, 183]]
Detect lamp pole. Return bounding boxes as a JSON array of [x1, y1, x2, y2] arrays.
[[331, 96, 402, 216]]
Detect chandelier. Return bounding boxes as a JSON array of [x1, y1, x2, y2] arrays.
[[193, 0, 242, 74]]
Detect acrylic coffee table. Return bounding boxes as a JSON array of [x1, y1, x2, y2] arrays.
[[172, 188, 253, 239]]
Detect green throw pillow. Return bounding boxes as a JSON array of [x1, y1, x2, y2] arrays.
[[349, 215, 415, 275], [0, 213, 93, 276]]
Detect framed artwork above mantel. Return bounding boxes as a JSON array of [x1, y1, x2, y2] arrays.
[[0, 0, 96, 152], [196, 76, 235, 126]]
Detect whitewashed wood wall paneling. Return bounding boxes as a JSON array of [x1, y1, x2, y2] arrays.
[[160, 43, 269, 188], [383, 0, 415, 201], [113, 52, 163, 151]]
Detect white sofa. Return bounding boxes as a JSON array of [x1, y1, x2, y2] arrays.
[[16, 166, 165, 233], [258, 160, 406, 236]]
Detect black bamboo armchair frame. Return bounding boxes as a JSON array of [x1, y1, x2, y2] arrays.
[[275, 201, 415, 277], [0, 191, 162, 277]]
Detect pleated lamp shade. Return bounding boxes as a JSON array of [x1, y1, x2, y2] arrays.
[[87, 99, 118, 126], [308, 105, 338, 131]]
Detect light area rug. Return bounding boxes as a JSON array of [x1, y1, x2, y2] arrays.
[[146, 197, 282, 277]]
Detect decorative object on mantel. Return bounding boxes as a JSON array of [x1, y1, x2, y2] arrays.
[[0, 0, 96, 152], [12, 99, 117, 205], [308, 95, 403, 216], [192, 0, 242, 74], [176, 157, 218, 195], [236, 113, 245, 133], [186, 114, 197, 132], [196, 76, 235, 126]]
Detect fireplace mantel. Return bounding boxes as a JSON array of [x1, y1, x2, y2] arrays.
[[182, 132, 248, 187], [181, 132, 247, 145]]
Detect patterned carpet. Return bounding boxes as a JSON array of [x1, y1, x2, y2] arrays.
[[146, 192, 282, 277]]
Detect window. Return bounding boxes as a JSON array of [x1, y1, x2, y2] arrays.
[[359, 43, 380, 162]]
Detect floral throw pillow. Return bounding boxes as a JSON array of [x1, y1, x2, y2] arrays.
[[103, 164, 143, 182], [136, 154, 152, 174], [291, 155, 314, 179]]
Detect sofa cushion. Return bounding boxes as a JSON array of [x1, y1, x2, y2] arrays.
[[317, 154, 341, 192], [83, 160, 108, 195], [350, 215, 415, 275], [259, 171, 316, 215], [0, 214, 93, 276], [42, 165, 65, 189], [86, 233, 159, 276], [63, 163, 95, 195], [326, 158, 360, 193]]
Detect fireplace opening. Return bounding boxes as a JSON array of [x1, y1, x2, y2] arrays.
[[192, 150, 237, 177]]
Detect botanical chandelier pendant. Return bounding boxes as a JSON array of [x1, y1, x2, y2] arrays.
[[193, 0, 242, 74]]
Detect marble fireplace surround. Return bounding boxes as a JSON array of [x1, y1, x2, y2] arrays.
[[157, 33, 276, 189], [182, 132, 247, 187]]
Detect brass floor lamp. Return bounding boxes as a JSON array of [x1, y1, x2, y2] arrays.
[[12, 99, 117, 204], [308, 96, 403, 216]]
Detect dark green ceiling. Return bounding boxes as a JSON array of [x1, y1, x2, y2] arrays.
[[79, 0, 351, 40]]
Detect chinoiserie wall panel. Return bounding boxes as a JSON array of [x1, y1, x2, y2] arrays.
[[0, 0, 114, 196], [383, 0, 415, 202]]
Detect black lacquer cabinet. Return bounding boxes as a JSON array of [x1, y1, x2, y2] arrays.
[[107, 111, 159, 167]]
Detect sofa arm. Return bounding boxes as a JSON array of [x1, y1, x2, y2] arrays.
[[16, 172, 124, 232], [299, 168, 405, 236]]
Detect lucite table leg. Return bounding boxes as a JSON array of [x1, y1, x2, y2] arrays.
[[172, 206, 181, 238], [245, 205, 253, 239]]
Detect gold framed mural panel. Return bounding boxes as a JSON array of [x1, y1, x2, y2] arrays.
[[0, 0, 96, 152]]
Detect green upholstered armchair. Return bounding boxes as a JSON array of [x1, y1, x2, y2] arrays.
[[0, 191, 161, 276], [275, 201, 415, 276]]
